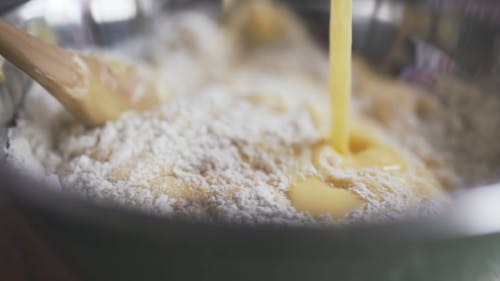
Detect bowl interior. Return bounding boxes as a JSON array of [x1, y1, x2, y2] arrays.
[[1, 0, 500, 226]]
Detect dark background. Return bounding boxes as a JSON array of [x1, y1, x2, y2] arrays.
[[0, 186, 79, 281]]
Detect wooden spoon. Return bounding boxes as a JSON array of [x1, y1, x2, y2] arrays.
[[0, 20, 160, 127]]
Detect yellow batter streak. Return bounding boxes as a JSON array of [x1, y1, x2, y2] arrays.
[[330, 0, 352, 154], [222, 0, 443, 220], [288, 0, 440, 219]]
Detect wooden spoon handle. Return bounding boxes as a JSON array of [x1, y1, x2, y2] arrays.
[[0, 20, 80, 95], [0, 20, 160, 127]]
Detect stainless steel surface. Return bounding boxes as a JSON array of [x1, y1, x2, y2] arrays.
[[351, 0, 500, 75], [352, 0, 405, 67], [0, 0, 29, 14], [1, 1, 500, 280], [0, 55, 30, 147]]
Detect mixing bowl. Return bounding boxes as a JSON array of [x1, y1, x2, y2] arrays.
[[1, 1, 500, 280]]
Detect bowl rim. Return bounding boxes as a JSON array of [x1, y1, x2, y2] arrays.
[[3, 161, 500, 242]]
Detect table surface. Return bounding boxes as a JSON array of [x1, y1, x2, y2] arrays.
[[0, 186, 81, 281]]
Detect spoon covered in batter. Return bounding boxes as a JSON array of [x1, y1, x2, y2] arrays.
[[0, 19, 160, 127]]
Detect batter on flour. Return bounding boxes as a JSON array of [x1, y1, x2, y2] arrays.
[[4, 8, 449, 225]]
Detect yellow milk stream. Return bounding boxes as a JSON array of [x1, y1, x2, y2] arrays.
[[330, 0, 352, 154], [289, 0, 418, 219], [223, 0, 427, 220]]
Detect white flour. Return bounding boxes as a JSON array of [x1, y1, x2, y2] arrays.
[[3, 11, 447, 225]]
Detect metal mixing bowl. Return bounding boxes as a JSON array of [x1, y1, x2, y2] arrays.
[[1, 1, 500, 280]]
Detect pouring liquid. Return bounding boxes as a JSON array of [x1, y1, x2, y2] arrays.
[[290, 0, 418, 219], [291, 0, 365, 219], [223, 0, 437, 220], [329, 0, 352, 154]]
